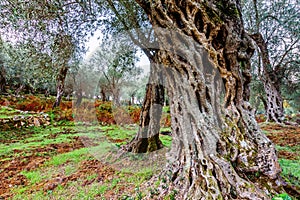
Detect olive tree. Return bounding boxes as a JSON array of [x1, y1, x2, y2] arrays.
[[124, 0, 295, 198], [243, 0, 300, 123]]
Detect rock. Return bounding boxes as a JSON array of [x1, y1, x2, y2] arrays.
[[44, 182, 58, 191], [33, 118, 40, 126], [0, 109, 51, 130]]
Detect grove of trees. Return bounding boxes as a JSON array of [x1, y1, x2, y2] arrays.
[[0, 0, 299, 199]]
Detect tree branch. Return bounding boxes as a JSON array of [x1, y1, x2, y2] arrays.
[[106, 0, 154, 60], [274, 38, 300, 71]]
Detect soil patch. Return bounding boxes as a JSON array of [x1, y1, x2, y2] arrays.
[[0, 136, 96, 199], [34, 160, 116, 192], [260, 123, 300, 160]]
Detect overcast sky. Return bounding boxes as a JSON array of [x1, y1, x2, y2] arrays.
[[85, 30, 150, 76]]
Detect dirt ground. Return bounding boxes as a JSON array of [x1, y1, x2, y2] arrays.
[[0, 123, 299, 199], [261, 123, 300, 160]]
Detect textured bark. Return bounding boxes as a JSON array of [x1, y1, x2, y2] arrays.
[[124, 56, 164, 153], [135, 0, 288, 199], [251, 33, 284, 123], [264, 79, 284, 123], [52, 66, 68, 108]]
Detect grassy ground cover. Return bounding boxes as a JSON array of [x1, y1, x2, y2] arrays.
[[0, 100, 299, 199]]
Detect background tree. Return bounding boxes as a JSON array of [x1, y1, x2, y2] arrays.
[[0, 36, 7, 94], [122, 75, 147, 105], [242, 0, 300, 123], [0, 0, 100, 106], [85, 35, 141, 106], [133, 74, 148, 105], [100, 0, 166, 153], [1, 41, 56, 95], [51, 33, 75, 108]]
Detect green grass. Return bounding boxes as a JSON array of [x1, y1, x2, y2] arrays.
[[162, 106, 170, 113], [275, 145, 300, 154], [63, 163, 78, 176], [0, 128, 72, 158], [0, 106, 42, 119], [46, 148, 89, 166], [0, 106, 21, 118], [104, 125, 136, 140], [8, 120, 299, 199], [160, 135, 172, 147], [279, 159, 300, 188], [20, 170, 45, 184], [272, 193, 292, 200], [0, 125, 108, 159]]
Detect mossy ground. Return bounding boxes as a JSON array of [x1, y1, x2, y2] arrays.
[[0, 105, 298, 199], [0, 105, 172, 199]]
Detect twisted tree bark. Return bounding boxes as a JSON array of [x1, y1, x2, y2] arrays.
[[251, 33, 284, 123], [133, 0, 291, 199]]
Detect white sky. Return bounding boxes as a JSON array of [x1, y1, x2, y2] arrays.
[[84, 30, 150, 75]]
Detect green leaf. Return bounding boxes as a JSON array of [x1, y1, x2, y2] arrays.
[[272, 193, 292, 200]]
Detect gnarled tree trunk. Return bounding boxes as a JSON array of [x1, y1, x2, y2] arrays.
[[264, 77, 284, 123], [125, 55, 164, 153], [251, 33, 284, 123], [135, 0, 290, 199]]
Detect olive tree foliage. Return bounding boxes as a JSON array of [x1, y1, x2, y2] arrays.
[[122, 74, 148, 105], [242, 0, 300, 121], [1, 41, 56, 94], [83, 35, 141, 106], [0, 0, 102, 104]]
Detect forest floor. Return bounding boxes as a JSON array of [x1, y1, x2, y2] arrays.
[[0, 107, 299, 199]]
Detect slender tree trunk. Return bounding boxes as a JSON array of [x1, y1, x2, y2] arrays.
[[251, 33, 284, 123], [100, 88, 107, 101], [134, 0, 290, 198], [53, 66, 68, 109], [15, 84, 24, 96], [131, 94, 135, 105], [112, 87, 121, 106], [124, 55, 164, 153], [0, 61, 6, 94], [75, 88, 83, 107], [52, 33, 74, 109]]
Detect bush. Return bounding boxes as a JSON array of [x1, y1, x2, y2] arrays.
[[127, 106, 141, 123], [95, 101, 115, 125], [0, 96, 148, 125]]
